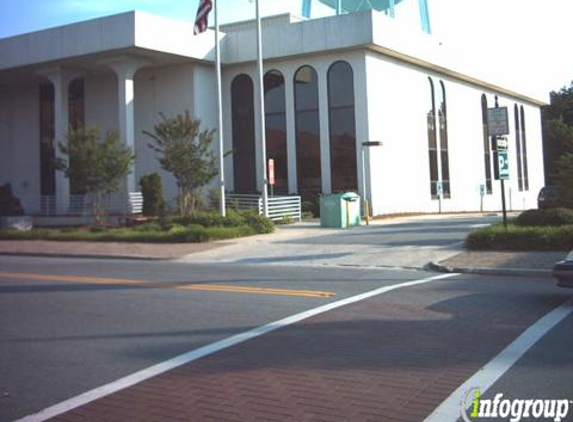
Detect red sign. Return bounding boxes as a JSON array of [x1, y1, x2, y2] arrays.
[[268, 159, 275, 186]]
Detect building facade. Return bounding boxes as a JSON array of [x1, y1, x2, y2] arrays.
[[0, 8, 546, 217]]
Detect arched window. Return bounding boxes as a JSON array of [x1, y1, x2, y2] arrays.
[[294, 65, 321, 198], [481, 95, 492, 194], [520, 106, 529, 191], [231, 74, 256, 193], [427, 77, 438, 198], [264, 70, 288, 194], [438, 80, 451, 198], [327, 61, 357, 192], [69, 78, 84, 131], [514, 104, 524, 191], [39, 83, 55, 199]]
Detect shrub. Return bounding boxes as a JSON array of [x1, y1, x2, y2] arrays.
[[139, 173, 164, 217], [515, 208, 573, 227], [466, 223, 573, 251], [242, 211, 275, 234]]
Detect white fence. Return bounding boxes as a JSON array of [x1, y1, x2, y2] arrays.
[[35, 193, 143, 216], [226, 194, 301, 222]]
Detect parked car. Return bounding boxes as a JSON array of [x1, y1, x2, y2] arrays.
[[554, 250, 573, 288], [537, 186, 561, 209]]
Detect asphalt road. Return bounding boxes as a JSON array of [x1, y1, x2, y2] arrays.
[[1, 255, 572, 422]]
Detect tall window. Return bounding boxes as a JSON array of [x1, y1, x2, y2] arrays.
[[69, 78, 85, 194], [520, 106, 529, 191], [481, 95, 492, 194], [231, 74, 256, 193], [514, 104, 524, 191], [39, 84, 55, 197], [427, 77, 438, 198], [68, 79, 84, 131], [328, 61, 357, 192], [438, 81, 451, 198], [264, 70, 288, 194], [294, 66, 321, 199]]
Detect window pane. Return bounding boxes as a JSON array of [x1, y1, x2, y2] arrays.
[[232, 74, 257, 193], [520, 106, 529, 191], [328, 61, 357, 192], [264, 70, 288, 194], [295, 66, 321, 199]]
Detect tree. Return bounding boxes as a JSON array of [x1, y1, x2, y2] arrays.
[[555, 153, 573, 207], [139, 173, 165, 217], [58, 126, 135, 224], [543, 117, 573, 184], [144, 111, 218, 216], [543, 82, 573, 183]]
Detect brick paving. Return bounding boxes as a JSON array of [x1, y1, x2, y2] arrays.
[[47, 277, 566, 422], [0, 240, 225, 260]]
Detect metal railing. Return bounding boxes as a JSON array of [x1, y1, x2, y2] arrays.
[[35, 193, 143, 216], [226, 194, 301, 222]]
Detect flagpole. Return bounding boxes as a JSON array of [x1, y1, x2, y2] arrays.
[[255, 0, 269, 217], [214, 0, 226, 216]]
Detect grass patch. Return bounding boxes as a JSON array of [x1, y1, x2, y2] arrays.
[[0, 210, 273, 243], [466, 223, 573, 251]]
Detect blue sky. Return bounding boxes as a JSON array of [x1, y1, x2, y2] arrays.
[[0, 0, 571, 94]]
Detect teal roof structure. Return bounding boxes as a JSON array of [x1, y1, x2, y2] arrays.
[[302, 0, 431, 33]]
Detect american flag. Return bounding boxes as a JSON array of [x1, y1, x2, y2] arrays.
[[194, 0, 212, 35]]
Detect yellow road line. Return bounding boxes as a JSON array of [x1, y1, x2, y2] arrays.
[[0, 272, 144, 285], [176, 284, 335, 298], [0, 272, 335, 299]]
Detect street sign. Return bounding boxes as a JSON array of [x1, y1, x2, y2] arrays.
[[496, 137, 508, 150], [487, 107, 509, 136], [498, 150, 510, 180], [268, 159, 275, 186]]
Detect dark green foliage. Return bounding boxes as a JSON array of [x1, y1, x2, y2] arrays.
[[139, 173, 165, 216], [0, 210, 273, 243], [302, 199, 320, 218], [466, 224, 573, 251], [0, 183, 24, 216], [144, 111, 217, 216], [543, 83, 573, 185], [555, 153, 573, 207], [515, 208, 573, 227], [242, 211, 275, 234], [163, 210, 274, 234], [58, 126, 135, 223]]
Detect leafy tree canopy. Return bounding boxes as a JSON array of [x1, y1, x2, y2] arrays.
[[144, 111, 218, 216]]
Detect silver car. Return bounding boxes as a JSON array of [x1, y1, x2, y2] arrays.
[[554, 250, 573, 288]]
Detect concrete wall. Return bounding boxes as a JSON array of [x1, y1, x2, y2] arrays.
[[0, 84, 41, 213], [364, 50, 545, 216], [222, 50, 368, 199]]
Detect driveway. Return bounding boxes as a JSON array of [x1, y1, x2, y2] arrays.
[[177, 214, 501, 269]]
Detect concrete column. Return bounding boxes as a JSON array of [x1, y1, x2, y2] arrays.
[[318, 64, 331, 194], [284, 68, 297, 194], [37, 67, 78, 215], [99, 56, 149, 196]]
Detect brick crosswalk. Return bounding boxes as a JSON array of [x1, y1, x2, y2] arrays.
[[47, 279, 565, 422]]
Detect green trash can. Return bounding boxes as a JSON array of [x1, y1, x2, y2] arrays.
[[319, 192, 361, 228]]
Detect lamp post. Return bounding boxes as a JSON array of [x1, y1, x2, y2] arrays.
[[361, 141, 383, 225]]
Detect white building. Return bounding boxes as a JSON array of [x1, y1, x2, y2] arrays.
[[0, 1, 547, 218]]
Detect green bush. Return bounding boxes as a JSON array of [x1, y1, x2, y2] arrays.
[[515, 208, 573, 227], [466, 223, 573, 251], [139, 173, 165, 217], [242, 211, 275, 234]]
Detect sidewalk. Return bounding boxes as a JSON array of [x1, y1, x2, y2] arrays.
[[0, 216, 568, 277]]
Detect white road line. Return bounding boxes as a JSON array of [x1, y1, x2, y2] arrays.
[[13, 273, 457, 422], [423, 297, 573, 422]]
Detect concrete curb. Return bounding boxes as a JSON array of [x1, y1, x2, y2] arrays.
[[0, 251, 169, 261], [426, 261, 553, 278]]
